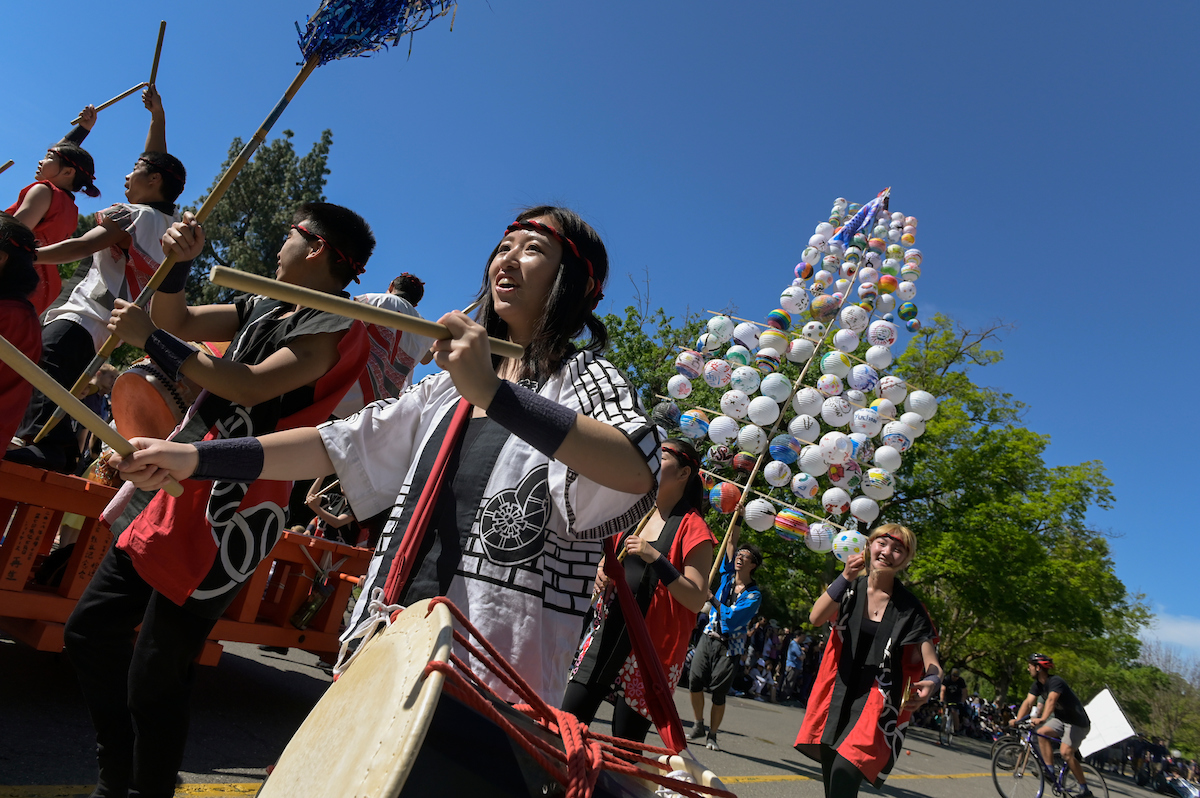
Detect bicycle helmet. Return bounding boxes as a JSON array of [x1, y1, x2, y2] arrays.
[[1027, 653, 1053, 669]]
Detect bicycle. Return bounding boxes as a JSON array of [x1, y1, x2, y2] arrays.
[[939, 701, 958, 747], [991, 724, 1022, 759], [991, 724, 1109, 798]]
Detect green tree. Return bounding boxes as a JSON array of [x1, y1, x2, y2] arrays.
[[184, 129, 332, 304]]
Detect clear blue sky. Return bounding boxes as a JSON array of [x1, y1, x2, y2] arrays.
[[4, 2, 1196, 655]]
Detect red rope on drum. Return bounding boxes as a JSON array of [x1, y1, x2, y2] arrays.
[[422, 597, 737, 798]]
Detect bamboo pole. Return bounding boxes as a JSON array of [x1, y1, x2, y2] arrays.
[[209, 267, 526, 360], [0, 334, 182, 497], [71, 83, 148, 125], [38, 55, 323, 442], [148, 21, 167, 86]]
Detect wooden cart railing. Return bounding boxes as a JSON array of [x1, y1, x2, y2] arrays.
[[0, 459, 372, 665]]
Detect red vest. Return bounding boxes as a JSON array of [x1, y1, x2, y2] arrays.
[[6, 181, 78, 314]]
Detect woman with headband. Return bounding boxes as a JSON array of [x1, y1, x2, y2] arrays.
[[795, 523, 943, 797], [563, 436, 716, 743], [113, 205, 662, 706]]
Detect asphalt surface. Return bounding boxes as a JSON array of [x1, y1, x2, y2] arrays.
[[0, 633, 1154, 798]]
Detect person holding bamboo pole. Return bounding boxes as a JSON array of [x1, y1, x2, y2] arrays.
[[6, 87, 183, 474], [686, 505, 763, 752], [111, 205, 662, 710], [62, 202, 373, 797]]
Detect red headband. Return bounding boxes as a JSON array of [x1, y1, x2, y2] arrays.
[[51, 147, 95, 183], [293, 223, 366, 282], [662, 442, 699, 472], [0, 234, 35, 253], [504, 219, 604, 307], [137, 156, 183, 184]]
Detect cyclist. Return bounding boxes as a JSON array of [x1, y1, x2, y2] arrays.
[[940, 667, 967, 743], [1010, 653, 1094, 798]]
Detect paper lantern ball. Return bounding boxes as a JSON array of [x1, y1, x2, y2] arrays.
[[791, 387, 824, 417], [827, 459, 863, 491], [861, 467, 896, 500], [780, 286, 810, 315], [766, 309, 792, 331], [905, 319, 922, 333], [833, 329, 860, 353], [821, 396, 853, 427], [878, 376, 908, 405], [703, 358, 733, 388], [667, 374, 692, 399], [850, 496, 880, 524], [720, 389, 751, 419], [812, 269, 834, 291], [743, 499, 777, 532], [881, 421, 915, 453], [725, 344, 752, 366], [789, 414, 821, 444], [904, 248, 922, 266], [848, 433, 876, 465], [806, 523, 834, 553], [697, 332, 722, 355], [832, 531, 869, 563], [847, 364, 879, 393], [786, 337, 815, 363], [900, 412, 926, 438], [679, 409, 710, 439], [820, 352, 852, 378], [651, 401, 682, 430], [732, 451, 757, 474], [839, 305, 870, 333], [709, 482, 742, 513], [791, 471, 820, 499], [755, 349, 782, 374], [799, 444, 829, 476], [747, 396, 781, 427], [706, 444, 734, 468], [822, 487, 852, 516], [858, 266, 879, 284], [733, 322, 760, 350], [763, 460, 792, 487], [906, 390, 939, 420], [730, 366, 761, 395], [845, 388, 866, 408], [801, 321, 826, 342], [866, 320, 898, 348], [810, 295, 839, 324], [850, 407, 883, 437], [865, 345, 893, 370], [737, 424, 768, 454], [858, 282, 878, 302], [707, 315, 735, 344], [895, 301, 917, 322], [816, 374, 844, 398], [675, 349, 704, 379], [819, 431, 853, 466], [874, 445, 902, 472], [759, 329, 789, 354], [797, 257, 816, 275], [769, 433, 802, 464], [869, 397, 896, 420], [877, 275, 899, 294], [895, 280, 917, 302], [774, 508, 809, 542], [707, 415, 740, 446], [759, 373, 792, 404]]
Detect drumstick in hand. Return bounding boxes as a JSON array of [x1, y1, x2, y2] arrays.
[[0, 333, 183, 497]]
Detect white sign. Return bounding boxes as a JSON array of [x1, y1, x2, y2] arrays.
[[1079, 688, 1136, 758]]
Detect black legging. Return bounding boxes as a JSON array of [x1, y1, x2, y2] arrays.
[[561, 681, 653, 743], [820, 744, 866, 798]]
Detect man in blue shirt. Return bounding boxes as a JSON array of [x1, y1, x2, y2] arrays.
[[686, 513, 762, 751], [783, 632, 804, 701]]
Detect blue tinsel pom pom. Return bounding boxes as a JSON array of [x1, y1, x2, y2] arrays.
[[298, 0, 455, 65]]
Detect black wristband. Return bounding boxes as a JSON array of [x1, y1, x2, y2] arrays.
[[485, 380, 575, 458], [144, 329, 199, 381], [157, 259, 193, 294], [192, 438, 265, 483], [650, 553, 682, 586], [825, 573, 851, 602]]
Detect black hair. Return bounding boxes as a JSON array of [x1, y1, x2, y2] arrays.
[[389, 272, 425, 305], [0, 212, 40, 300], [738, 543, 763, 571], [49, 143, 99, 197], [473, 205, 609, 383], [663, 437, 704, 510], [137, 151, 187, 204], [292, 202, 376, 288]]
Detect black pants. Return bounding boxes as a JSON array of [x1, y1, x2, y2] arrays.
[[820, 744, 866, 798], [12, 319, 94, 467], [561, 681, 653, 744], [63, 545, 218, 798]]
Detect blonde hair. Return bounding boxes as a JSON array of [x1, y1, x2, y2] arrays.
[[867, 523, 917, 570]]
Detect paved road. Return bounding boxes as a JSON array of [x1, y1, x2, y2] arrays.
[[0, 634, 1152, 798]]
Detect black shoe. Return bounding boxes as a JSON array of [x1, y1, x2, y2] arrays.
[[686, 721, 707, 741], [1078, 790, 1094, 798], [258, 645, 289, 655]]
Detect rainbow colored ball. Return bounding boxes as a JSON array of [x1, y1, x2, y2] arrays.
[[905, 319, 922, 332], [709, 482, 743, 514], [756, 351, 781, 374], [898, 301, 918, 321], [877, 274, 899, 294], [766, 308, 792, 331], [774, 509, 809, 542]]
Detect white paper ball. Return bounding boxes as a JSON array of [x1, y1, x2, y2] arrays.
[[667, 374, 692, 399], [850, 496, 880, 524], [876, 293, 896, 315], [850, 407, 883, 436], [799, 444, 828, 476], [867, 320, 898, 348], [833, 531, 868, 563], [881, 421, 915, 453], [780, 286, 810, 315], [788, 414, 821, 444], [707, 415, 740, 446], [747, 396, 781, 427], [760, 373, 792, 403], [869, 397, 896, 420], [801, 321, 826, 342], [847, 364, 879, 393], [827, 459, 862, 490], [733, 322, 761, 351], [763, 460, 792, 488], [820, 431, 853, 465], [820, 351, 852, 378], [839, 305, 869, 333], [791, 472, 820, 499], [861, 467, 896, 500], [815, 221, 835, 238], [905, 390, 939, 420], [703, 359, 732, 388], [738, 424, 769, 454], [696, 332, 720, 354], [874, 445, 902, 472], [759, 329, 788, 354], [865, 345, 893, 370], [822, 487, 852, 516], [806, 523, 834, 553], [730, 366, 761, 395], [808, 233, 828, 250], [792, 387, 824, 417], [877, 375, 908, 405], [720, 389, 750, 419], [900, 412, 926, 437], [744, 498, 777, 532], [832, 329, 860, 353], [816, 374, 843, 398], [786, 337, 815, 363], [845, 389, 867, 408], [895, 281, 917, 302], [725, 344, 752, 366], [707, 315, 735, 344], [821, 396, 853, 427], [802, 247, 821, 265]]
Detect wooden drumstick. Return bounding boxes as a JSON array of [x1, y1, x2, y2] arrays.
[[148, 21, 167, 86], [209, 266, 526, 360], [0, 159, 13, 176], [71, 83, 149, 125], [0, 333, 183, 497]]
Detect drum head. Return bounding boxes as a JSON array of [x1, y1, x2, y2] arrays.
[[260, 598, 453, 798], [111, 364, 188, 440]]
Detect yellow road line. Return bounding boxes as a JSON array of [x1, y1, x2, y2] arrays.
[[0, 786, 262, 798], [722, 772, 990, 784]]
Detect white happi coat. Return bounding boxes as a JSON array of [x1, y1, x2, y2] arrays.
[[319, 350, 661, 703]]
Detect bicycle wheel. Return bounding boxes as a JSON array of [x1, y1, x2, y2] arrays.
[[1060, 762, 1108, 798], [993, 743, 1044, 798]]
